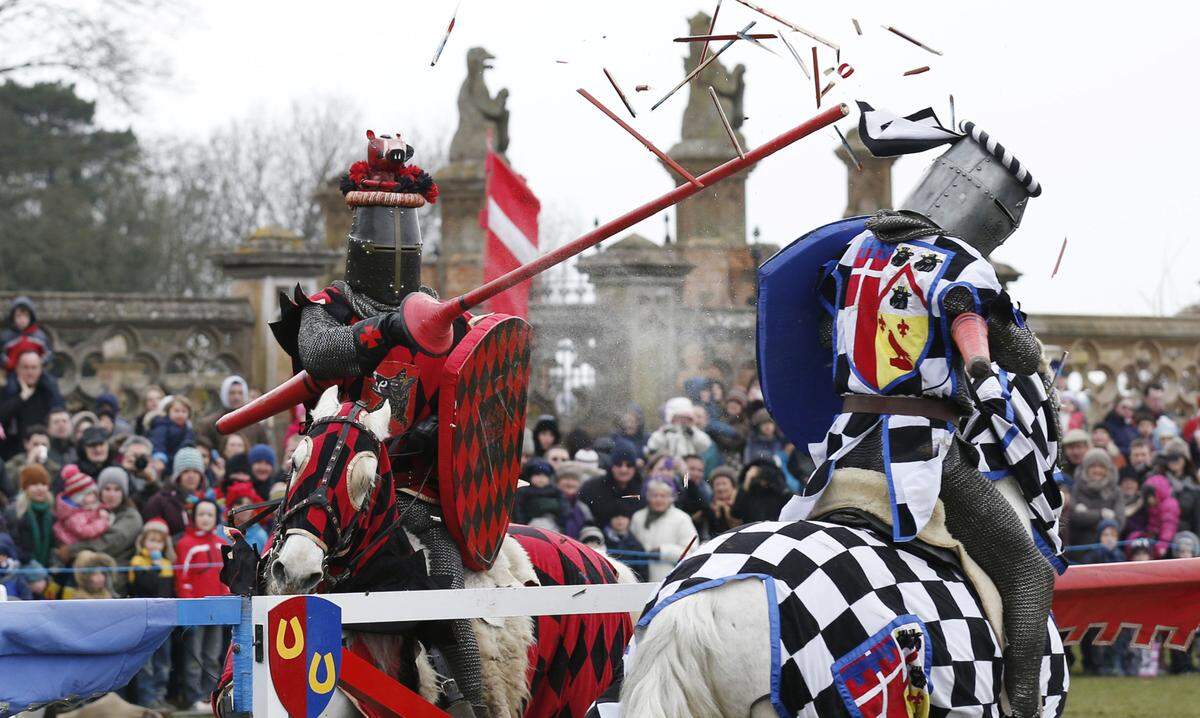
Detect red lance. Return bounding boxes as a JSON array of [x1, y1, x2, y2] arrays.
[[217, 104, 850, 435]]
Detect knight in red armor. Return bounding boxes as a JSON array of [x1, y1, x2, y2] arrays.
[[269, 131, 490, 716]]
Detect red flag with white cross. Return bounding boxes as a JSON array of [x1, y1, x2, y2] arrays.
[[480, 151, 540, 318]]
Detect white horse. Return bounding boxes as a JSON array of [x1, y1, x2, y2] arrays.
[[612, 469, 1069, 718], [262, 388, 639, 718]]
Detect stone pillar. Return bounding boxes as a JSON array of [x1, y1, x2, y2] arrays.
[[216, 227, 338, 395], [663, 12, 756, 310], [577, 234, 693, 419], [436, 160, 487, 298], [836, 126, 899, 216]]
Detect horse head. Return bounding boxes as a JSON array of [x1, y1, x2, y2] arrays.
[[265, 386, 395, 595]]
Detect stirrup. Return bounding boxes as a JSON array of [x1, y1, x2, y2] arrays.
[[427, 646, 481, 718]]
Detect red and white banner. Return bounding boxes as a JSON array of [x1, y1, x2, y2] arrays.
[[480, 151, 540, 318]]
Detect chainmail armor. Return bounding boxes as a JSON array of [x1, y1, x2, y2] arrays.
[[989, 312, 1042, 376], [397, 495, 486, 712], [940, 439, 1054, 718]]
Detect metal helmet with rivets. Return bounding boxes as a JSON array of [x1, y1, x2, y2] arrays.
[[900, 121, 1042, 257]]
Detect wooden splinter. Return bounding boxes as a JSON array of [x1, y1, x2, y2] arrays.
[[577, 88, 703, 188], [708, 86, 745, 159]]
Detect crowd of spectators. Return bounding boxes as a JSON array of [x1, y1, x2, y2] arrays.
[[4, 294, 1200, 702]]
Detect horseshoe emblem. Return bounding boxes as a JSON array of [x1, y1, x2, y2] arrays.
[[275, 617, 304, 660], [308, 652, 337, 694], [268, 593, 344, 716]]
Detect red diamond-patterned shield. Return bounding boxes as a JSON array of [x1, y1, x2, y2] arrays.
[[437, 314, 533, 571]]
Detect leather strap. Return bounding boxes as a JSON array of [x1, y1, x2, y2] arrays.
[[842, 394, 961, 423]]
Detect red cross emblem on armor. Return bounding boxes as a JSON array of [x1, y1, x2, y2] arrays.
[[358, 325, 382, 348]]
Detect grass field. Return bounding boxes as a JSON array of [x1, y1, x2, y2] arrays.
[[1065, 674, 1200, 717]]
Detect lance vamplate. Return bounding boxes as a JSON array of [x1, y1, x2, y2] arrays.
[[216, 103, 850, 435]]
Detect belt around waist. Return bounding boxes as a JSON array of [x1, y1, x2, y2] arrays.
[[841, 394, 961, 423]]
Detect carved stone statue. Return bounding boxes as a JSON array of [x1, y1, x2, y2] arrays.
[[680, 12, 746, 143], [448, 47, 510, 163]]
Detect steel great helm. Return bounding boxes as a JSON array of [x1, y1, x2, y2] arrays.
[[344, 201, 423, 305], [900, 122, 1042, 257]]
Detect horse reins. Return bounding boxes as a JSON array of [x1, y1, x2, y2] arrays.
[[265, 402, 381, 586]]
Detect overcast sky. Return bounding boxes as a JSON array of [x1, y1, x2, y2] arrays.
[[130, 1, 1199, 316]]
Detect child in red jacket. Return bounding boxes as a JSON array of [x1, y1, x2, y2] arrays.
[[174, 499, 229, 711]]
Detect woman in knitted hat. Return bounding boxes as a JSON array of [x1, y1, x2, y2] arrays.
[[12, 463, 55, 566], [53, 464, 110, 547], [1069, 448, 1126, 548], [247, 443, 279, 499], [59, 466, 143, 571], [143, 446, 207, 536]]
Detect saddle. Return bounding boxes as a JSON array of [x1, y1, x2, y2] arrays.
[[811, 467, 1008, 647]]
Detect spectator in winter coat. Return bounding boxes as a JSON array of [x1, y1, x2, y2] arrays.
[[149, 395, 196, 471], [1090, 425, 1126, 470], [119, 435, 159, 508], [93, 393, 132, 437], [1126, 475, 1180, 559], [0, 297, 53, 371], [514, 459, 563, 531], [579, 443, 645, 529], [693, 404, 743, 475], [1172, 530, 1198, 559], [1102, 398, 1139, 457], [60, 467, 142, 579], [1058, 392, 1088, 433], [697, 466, 741, 539], [73, 426, 115, 493], [610, 405, 647, 461], [1069, 449, 1125, 548], [1082, 518, 1125, 564], [3, 424, 57, 499], [247, 444, 279, 499], [555, 462, 595, 539], [134, 385, 165, 438], [143, 446, 207, 537], [225, 481, 267, 552], [531, 415, 561, 458], [1061, 429, 1091, 482], [0, 532, 31, 600], [127, 518, 175, 710], [12, 464, 55, 566], [197, 375, 269, 453], [45, 408, 75, 468], [53, 465, 110, 547], [175, 499, 229, 710], [43, 550, 116, 600], [1159, 448, 1200, 535], [645, 397, 713, 461], [0, 349, 63, 460], [1124, 439, 1156, 485], [630, 479, 698, 582], [603, 507, 647, 581], [732, 459, 793, 524]]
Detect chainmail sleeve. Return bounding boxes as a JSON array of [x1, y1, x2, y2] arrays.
[[988, 302, 1043, 376], [297, 304, 364, 380]]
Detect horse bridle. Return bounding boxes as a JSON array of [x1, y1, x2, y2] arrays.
[[265, 401, 382, 588]]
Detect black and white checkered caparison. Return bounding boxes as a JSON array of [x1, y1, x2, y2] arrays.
[[960, 121, 1042, 197], [589, 520, 1069, 718]]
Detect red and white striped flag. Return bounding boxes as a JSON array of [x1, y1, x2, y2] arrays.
[[480, 151, 540, 318]]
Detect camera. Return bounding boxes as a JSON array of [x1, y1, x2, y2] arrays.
[[134, 455, 149, 472]]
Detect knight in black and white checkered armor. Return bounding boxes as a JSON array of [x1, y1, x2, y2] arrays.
[[777, 109, 1060, 718]]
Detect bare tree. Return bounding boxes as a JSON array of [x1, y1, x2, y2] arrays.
[[0, 0, 178, 107], [144, 94, 366, 295]]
